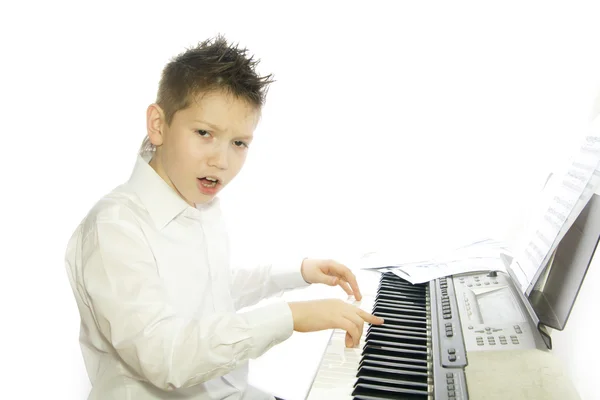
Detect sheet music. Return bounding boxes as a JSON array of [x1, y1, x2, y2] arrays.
[[359, 238, 512, 284], [511, 115, 600, 295], [382, 258, 509, 284]]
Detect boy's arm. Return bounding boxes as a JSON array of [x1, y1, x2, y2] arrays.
[[76, 210, 294, 392], [230, 256, 312, 310]]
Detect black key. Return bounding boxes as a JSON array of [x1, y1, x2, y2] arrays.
[[359, 357, 428, 371], [358, 364, 428, 382], [379, 284, 426, 295], [372, 305, 427, 318], [366, 338, 427, 350], [372, 316, 427, 329], [360, 352, 428, 367], [378, 286, 426, 294], [355, 374, 428, 390], [367, 325, 428, 337], [366, 331, 427, 346], [379, 285, 427, 295], [352, 380, 429, 399], [372, 312, 427, 323], [377, 292, 427, 303], [374, 299, 426, 311], [351, 274, 432, 400], [363, 343, 429, 357]]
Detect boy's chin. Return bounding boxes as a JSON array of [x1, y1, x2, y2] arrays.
[[193, 191, 219, 205], [194, 193, 213, 201]]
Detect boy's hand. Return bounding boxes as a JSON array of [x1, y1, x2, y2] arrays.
[[301, 258, 363, 300], [288, 299, 385, 347]]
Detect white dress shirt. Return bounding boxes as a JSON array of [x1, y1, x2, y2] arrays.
[[64, 152, 310, 399]]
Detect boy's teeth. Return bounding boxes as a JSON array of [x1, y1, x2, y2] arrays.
[[200, 179, 217, 188], [205, 177, 217, 182]]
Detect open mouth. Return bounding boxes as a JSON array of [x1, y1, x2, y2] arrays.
[[198, 176, 220, 188]]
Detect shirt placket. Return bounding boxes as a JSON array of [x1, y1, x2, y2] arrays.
[[186, 207, 233, 313]]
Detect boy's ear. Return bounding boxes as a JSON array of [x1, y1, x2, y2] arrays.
[[146, 103, 165, 147]]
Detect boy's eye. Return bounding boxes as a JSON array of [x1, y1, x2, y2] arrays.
[[234, 140, 248, 148], [196, 130, 210, 137]]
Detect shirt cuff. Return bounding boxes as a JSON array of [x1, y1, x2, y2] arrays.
[[242, 299, 294, 357], [270, 256, 312, 290]]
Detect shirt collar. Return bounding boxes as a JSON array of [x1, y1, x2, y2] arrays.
[[127, 151, 220, 230]]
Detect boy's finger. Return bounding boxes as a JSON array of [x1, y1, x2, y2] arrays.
[[344, 311, 365, 343], [334, 261, 362, 301], [343, 270, 362, 301], [345, 332, 353, 348], [340, 318, 361, 347], [359, 309, 385, 325], [338, 280, 353, 296]]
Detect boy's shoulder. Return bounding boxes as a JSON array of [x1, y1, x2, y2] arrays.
[[78, 182, 149, 234], [65, 183, 150, 270]]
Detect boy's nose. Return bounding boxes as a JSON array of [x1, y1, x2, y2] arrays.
[[208, 148, 228, 170]]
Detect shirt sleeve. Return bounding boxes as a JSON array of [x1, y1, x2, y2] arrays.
[[230, 256, 312, 310], [80, 208, 294, 392]]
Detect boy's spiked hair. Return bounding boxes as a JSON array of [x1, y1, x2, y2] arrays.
[[140, 34, 274, 154]]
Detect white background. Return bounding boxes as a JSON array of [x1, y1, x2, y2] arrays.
[[2, 1, 600, 399]]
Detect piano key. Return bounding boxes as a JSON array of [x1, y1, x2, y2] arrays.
[[353, 378, 429, 394], [367, 325, 428, 337], [379, 284, 426, 294], [368, 322, 427, 332], [370, 318, 428, 331], [353, 395, 425, 400], [378, 283, 426, 292], [357, 365, 429, 385], [380, 280, 424, 291], [374, 299, 427, 310], [365, 331, 427, 346], [377, 290, 427, 302], [372, 311, 427, 322], [306, 270, 441, 400], [363, 344, 429, 360], [352, 380, 430, 398], [379, 280, 426, 290], [372, 305, 427, 317], [365, 339, 427, 351], [360, 353, 428, 367], [359, 357, 428, 372]]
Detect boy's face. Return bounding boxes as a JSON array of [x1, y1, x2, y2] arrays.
[[146, 89, 260, 206]]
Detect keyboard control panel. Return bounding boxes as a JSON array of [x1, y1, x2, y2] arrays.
[[452, 271, 546, 352]]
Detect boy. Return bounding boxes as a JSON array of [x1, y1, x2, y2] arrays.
[[64, 35, 383, 400]]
